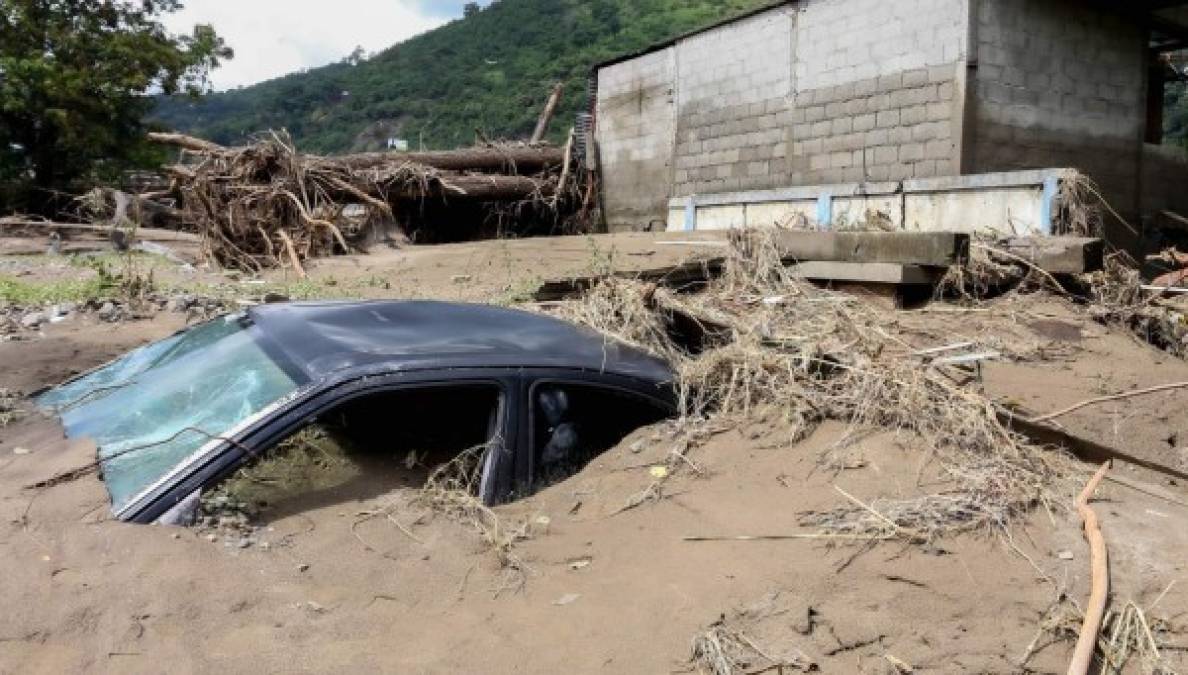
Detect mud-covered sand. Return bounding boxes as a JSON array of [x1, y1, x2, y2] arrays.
[[2, 235, 1187, 673]]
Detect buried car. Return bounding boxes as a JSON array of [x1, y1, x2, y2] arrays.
[[37, 301, 677, 524]]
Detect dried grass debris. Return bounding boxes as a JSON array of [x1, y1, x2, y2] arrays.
[[552, 226, 1073, 540]]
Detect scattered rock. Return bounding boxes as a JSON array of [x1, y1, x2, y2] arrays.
[[49, 302, 76, 320], [553, 593, 581, 606], [1057, 550, 1075, 561], [166, 295, 194, 313], [263, 292, 289, 304], [20, 312, 46, 329], [97, 302, 118, 321]]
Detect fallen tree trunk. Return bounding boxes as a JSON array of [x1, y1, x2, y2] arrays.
[[338, 147, 564, 173], [143, 130, 581, 271], [389, 174, 555, 201], [531, 82, 564, 144], [0, 218, 201, 244], [147, 131, 226, 154], [149, 131, 563, 175]]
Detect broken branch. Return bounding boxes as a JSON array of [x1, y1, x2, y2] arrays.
[[1029, 381, 1188, 424], [1067, 462, 1111, 675]]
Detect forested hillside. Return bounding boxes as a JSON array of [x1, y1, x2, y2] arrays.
[[151, 0, 772, 153]]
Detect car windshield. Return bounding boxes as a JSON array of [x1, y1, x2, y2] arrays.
[[37, 314, 306, 512]]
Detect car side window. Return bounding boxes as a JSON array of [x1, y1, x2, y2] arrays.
[[531, 382, 671, 486], [200, 382, 505, 522]]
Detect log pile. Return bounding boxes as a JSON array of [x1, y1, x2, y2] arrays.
[[134, 131, 585, 274]]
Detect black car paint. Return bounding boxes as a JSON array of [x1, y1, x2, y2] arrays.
[[118, 301, 677, 524]]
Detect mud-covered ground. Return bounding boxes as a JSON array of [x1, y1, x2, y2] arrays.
[[1, 232, 1187, 673]]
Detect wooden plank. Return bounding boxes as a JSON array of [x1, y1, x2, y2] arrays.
[[999, 405, 1188, 482], [996, 236, 1104, 274]]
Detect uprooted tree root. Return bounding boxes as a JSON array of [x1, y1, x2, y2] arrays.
[[149, 131, 583, 274], [553, 227, 1075, 541]]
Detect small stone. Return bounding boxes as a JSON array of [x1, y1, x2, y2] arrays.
[[237, 538, 253, 549], [12, 447, 32, 455], [297, 564, 310, 573], [263, 292, 289, 304], [1057, 550, 1075, 561], [20, 312, 45, 329], [259, 542, 270, 551], [553, 593, 581, 606], [629, 440, 645, 454], [305, 601, 326, 614], [206, 534, 218, 543], [97, 302, 117, 320], [171, 532, 181, 540]]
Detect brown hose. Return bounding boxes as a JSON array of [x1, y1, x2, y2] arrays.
[[1067, 462, 1111, 675]]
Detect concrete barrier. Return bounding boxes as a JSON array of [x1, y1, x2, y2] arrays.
[[667, 169, 1069, 237]]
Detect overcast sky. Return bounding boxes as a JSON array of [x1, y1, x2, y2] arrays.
[[163, 1, 493, 91]]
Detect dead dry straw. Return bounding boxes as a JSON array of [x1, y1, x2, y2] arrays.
[[415, 441, 532, 577], [553, 226, 1074, 541]]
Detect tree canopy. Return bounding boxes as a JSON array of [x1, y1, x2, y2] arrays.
[[0, 0, 230, 211]]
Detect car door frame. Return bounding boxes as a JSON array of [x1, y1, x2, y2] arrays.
[[120, 366, 524, 524], [511, 369, 678, 498]]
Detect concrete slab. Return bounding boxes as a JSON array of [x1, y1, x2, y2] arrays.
[[789, 261, 942, 284]]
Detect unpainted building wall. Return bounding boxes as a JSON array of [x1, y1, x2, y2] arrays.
[[967, 0, 1147, 245], [673, 0, 970, 198], [596, 49, 676, 232], [597, 0, 972, 230]]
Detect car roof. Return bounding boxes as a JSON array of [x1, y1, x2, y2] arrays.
[[248, 300, 675, 386]]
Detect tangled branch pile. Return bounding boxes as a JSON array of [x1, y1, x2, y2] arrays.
[[555, 228, 1073, 540], [136, 131, 585, 273]]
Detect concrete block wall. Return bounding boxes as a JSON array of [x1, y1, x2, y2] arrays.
[[968, 0, 1147, 245], [672, 0, 969, 200], [595, 0, 1167, 236], [596, 48, 677, 231], [672, 10, 796, 196]]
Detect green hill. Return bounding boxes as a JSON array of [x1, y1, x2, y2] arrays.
[[151, 0, 773, 154]]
